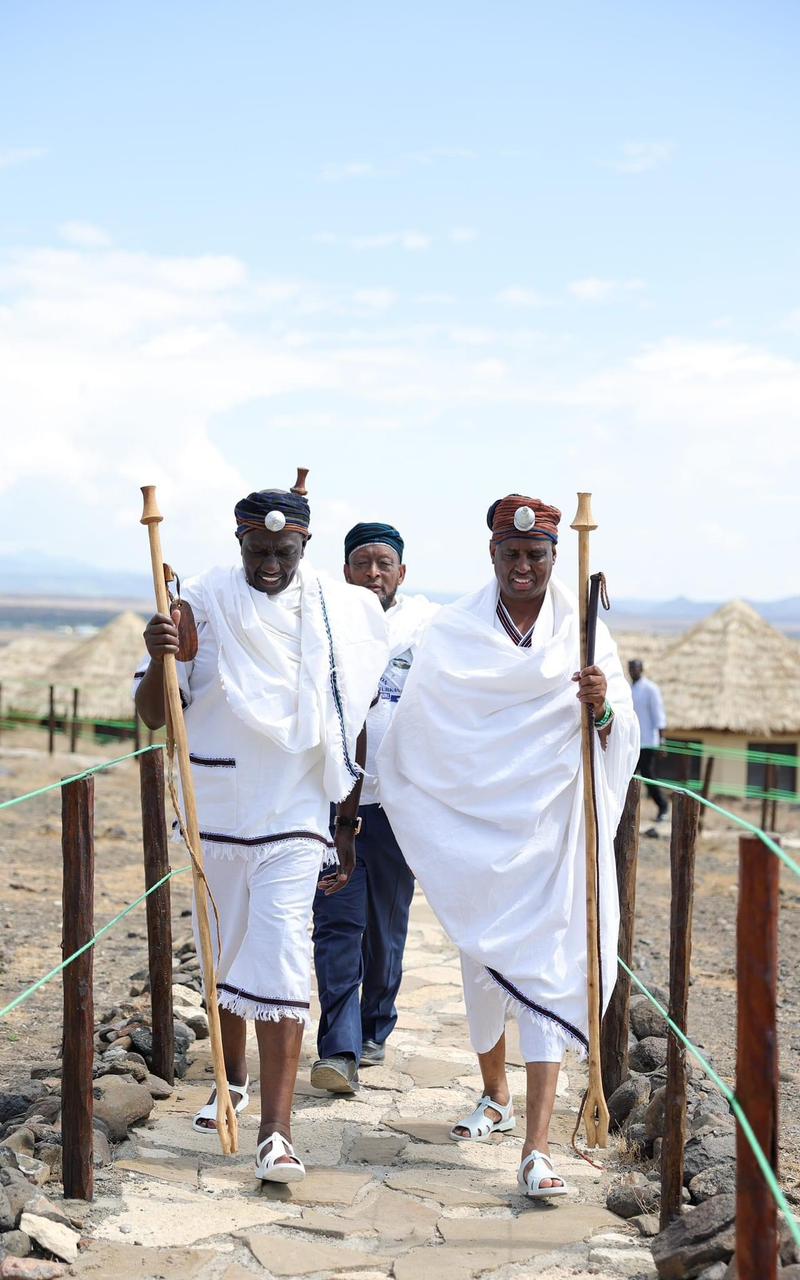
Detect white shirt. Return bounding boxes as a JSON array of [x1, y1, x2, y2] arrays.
[[362, 592, 439, 806], [631, 675, 667, 748]]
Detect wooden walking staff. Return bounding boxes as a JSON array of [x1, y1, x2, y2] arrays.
[[140, 485, 238, 1156], [571, 492, 610, 1148]]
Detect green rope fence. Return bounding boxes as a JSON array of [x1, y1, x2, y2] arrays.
[[635, 775, 800, 880], [619, 959, 800, 1249], [0, 865, 190, 1021], [0, 744, 164, 811], [1, 742, 797, 1244]]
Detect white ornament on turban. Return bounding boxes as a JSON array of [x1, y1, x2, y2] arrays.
[[265, 511, 287, 532], [513, 505, 537, 532]]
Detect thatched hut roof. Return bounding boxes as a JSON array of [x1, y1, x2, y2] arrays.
[[646, 600, 800, 736], [0, 612, 146, 722]]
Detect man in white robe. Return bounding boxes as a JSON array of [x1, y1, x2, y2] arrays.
[[135, 479, 387, 1183], [311, 522, 438, 1092], [377, 494, 639, 1198]]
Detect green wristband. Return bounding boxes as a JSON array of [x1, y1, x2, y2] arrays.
[[595, 700, 614, 730]]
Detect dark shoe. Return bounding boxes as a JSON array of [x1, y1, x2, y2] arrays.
[[359, 1039, 385, 1067], [310, 1055, 359, 1094]]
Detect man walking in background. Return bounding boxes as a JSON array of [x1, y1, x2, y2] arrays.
[[629, 659, 669, 821], [310, 522, 438, 1093]]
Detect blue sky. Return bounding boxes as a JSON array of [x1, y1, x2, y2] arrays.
[[1, 2, 798, 599]]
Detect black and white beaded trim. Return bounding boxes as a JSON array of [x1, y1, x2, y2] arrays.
[[199, 828, 335, 850], [485, 966, 588, 1053], [190, 753, 236, 768], [317, 583, 360, 784]]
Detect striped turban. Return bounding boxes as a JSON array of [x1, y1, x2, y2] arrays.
[[234, 489, 311, 541], [344, 522, 404, 562], [487, 494, 561, 546]]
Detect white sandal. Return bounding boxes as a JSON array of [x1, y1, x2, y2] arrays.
[[450, 1094, 516, 1142], [255, 1131, 305, 1183], [191, 1076, 250, 1133], [518, 1149, 569, 1199]]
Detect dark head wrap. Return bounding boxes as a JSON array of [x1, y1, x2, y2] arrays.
[[487, 494, 561, 546], [344, 522, 404, 563], [235, 488, 311, 541]]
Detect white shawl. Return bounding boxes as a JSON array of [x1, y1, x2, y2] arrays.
[[190, 562, 388, 802], [384, 592, 440, 659], [376, 575, 639, 1053]]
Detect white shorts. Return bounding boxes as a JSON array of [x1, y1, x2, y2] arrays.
[[460, 951, 566, 1064], [193, 838, 323, 1026]]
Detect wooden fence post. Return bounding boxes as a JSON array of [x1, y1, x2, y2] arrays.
[[736, 833, 779, 1279], [61, 775, 95, 1200], [48, 684, 56, 755], [70, 687, 80, 753], [660, 791, 699, 1229], [601, 777, 641, 1097], [697, 756, 714, 834], [134, 713, 142, 752], [139, 749, 175, 1084]]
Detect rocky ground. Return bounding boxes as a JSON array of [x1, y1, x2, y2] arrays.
[[1, 735, 799, 1278]]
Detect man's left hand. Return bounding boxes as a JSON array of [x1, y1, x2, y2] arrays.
[[319, 829, 357, 896], [572, 665, 608, 717]]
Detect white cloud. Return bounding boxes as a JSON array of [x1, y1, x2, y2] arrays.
[[0, 147, 46, 171], [58, 222, 113, 248], [496, 286, 546, 308], [1, 232, 797, 598], [613, 141, 675, 174], [449, 227, 478, 244], [568, 277, 645, 303]]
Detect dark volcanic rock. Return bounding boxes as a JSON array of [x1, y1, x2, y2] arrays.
[[651, 1193, 736, 1278], [630, 1036, 669, 1073], [630, 1000, 670, 1041], [645, 1086, 668, 1140], [689, 1163, 737, 1203], [607, 1172, 660, 1219], [684, 1132, 736, 1185], [608, 1074, 650, 1128]]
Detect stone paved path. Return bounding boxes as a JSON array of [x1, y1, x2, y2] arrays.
[[70, 889, 658, 1279]]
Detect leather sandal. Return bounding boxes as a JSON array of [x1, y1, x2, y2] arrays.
[[450, 1093, 516, 1142], [517, 1149, 569, 1198], [255, 1131, 305, 1183], [191, 1076, 250, 1133]]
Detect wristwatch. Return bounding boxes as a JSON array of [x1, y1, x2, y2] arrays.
[[334, 815, 363, 835]]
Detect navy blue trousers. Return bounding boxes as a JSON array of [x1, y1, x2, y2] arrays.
[[312, 804, 415, 1060]]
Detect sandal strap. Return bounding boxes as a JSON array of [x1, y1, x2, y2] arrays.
[[520, 1149, 563, 1188], [453, 1093, 513, 1137], [256, 1131, 300, 1168]]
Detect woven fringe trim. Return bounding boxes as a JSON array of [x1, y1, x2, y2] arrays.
[[193, 837, 332, 863], [479, 968, 587, 1061], [217, 988, 310, 1026], [320, 845, 339, 869]]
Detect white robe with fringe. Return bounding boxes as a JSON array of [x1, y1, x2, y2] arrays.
[[134, 561, 389, 856], [376, 575, 639, 1055]]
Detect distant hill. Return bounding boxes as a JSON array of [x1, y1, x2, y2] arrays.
[[0, 551, 152, 601], [0, 552, 798, 634]]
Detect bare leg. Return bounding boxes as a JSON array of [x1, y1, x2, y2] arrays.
[[452, 1032, 510, 1136], [522, 1061, 563, 1188], [195, 1007, 248, 1129], [255, 1016, 304, 1165]]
